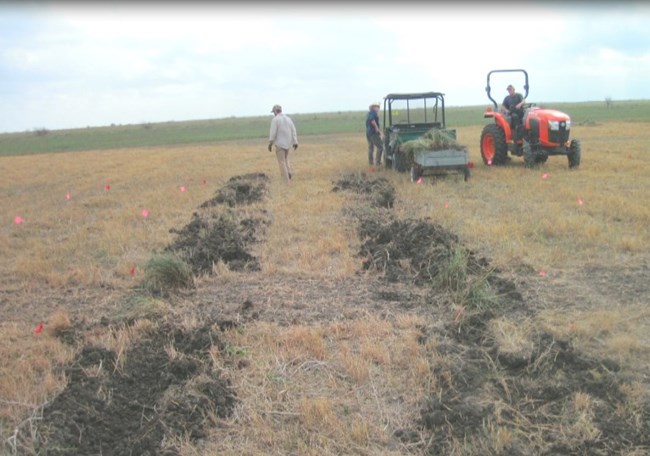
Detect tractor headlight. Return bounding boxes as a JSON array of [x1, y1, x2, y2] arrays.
[[548, 120, 570, 131]]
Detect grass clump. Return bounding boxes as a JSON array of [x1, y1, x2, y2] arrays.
[[434, 245, 500, 314], [141, 253, 194, 296]]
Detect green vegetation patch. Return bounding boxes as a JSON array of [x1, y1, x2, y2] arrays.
[[141, 253, 194, 296], [2, 100, 649, 156]]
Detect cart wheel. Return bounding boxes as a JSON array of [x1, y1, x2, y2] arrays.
[[410, 165, 423, 183], [463, 166, 471, 182]]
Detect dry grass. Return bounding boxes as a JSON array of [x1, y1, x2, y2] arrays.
[[538, 305, 650, 368], [3, 124, 647, 293], [0, 321, 75, 449], [0, 138, 363, 300], [398, 122, 650, 271], [1, 121, 649, 454], [206, 314, 435, 455], [85, 318, 157, 373], [487, 317, 535, 360]]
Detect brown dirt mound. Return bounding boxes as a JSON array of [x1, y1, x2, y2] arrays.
[[417, 330, 648, 455], [358, 214, 460, 284], [37, 321, 235, 456], [167, 211, 266, 274], [166, 173, 270, 274], [200, 172, 270, 208], [332, 172, 395, 208]]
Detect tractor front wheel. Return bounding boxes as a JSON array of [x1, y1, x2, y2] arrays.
[[480, 124, 508, 165], [523, 139, 537, 168], [568, 139, 581, 168]]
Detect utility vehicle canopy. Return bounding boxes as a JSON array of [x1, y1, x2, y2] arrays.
[[383, 92, 447, 128], [384, 92, 446, 100]]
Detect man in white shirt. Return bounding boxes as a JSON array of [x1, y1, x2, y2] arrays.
[[268, 104, 299, 182]]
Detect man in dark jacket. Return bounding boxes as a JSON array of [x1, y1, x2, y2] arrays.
[[502, 84, 525, 128], [365, 102, 383, 167]]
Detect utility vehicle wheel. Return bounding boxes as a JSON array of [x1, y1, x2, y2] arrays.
[[410, 165, 423, 183], [393, 149, 407, 173], [523, 139, 537, 168], [568, 139, 581, 168], [480, 124, 508, 165], [383, 138, 391, 168]]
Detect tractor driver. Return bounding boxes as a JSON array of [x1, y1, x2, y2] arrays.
[[502, 84, 525, 129]]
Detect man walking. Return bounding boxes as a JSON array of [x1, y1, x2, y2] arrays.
[[366, 102, 384, 167], [268, 104, 298, 182]]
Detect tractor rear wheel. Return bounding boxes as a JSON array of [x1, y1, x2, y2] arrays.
[[568, 139, 581, 168], [480, 124, 508, 165]]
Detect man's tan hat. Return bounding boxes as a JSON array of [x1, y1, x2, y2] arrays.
[[271, 104, 282, 113], [370, 102, 380, 108]]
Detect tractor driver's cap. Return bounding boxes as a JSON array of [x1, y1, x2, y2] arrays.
[[271, 104, 282, 113]]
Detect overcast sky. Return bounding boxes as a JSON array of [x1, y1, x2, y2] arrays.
[[1, 1, 649, 133]]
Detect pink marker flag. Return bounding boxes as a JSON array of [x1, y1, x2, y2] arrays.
[[542, 173, 549, 180], [34, 322, 44, 335], [202, 179, 207, 185], [129, 264, 135, 278], [578, 197, 584, 206], [179, 186, 186, 193], [539, 270, 547, 277], [487, 159, 492, 166], [14, 216, 24, 225], [416, 177, 423, 184], [104, 184, 111, 191], [141, 209, 149, 218], [65, 192, 72, 200], [444, 202, 449, 209]]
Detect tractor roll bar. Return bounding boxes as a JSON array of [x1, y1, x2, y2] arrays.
[[485, 69, 529, 109]]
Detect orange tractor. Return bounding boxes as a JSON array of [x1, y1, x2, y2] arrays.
[[480, 69, 581, 168]]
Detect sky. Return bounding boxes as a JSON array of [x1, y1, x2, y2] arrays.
[[1, 1, 649, 133]]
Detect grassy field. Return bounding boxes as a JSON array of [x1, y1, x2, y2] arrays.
[[1, 99, 649, 156], [1, 107, 650, 454]]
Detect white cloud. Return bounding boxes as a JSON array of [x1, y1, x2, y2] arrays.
[[1, 3, 650, 132]]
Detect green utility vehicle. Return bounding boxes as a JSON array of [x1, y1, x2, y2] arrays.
[[382, 92, 470, 181]]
